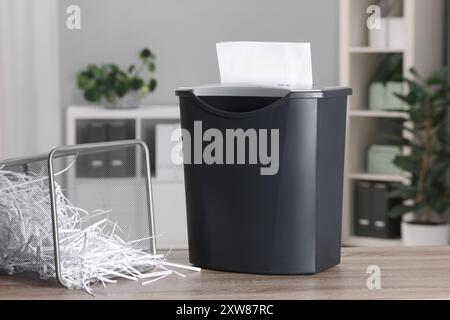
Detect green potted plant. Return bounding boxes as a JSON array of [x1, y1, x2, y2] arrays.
[[77, 48, 157, 108], [388, 67, 450, 246]]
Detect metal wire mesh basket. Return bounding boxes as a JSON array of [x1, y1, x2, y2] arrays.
[[0, 140, 156, 289]]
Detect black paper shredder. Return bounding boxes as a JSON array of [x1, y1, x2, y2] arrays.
[[175, 84, 352, 274]]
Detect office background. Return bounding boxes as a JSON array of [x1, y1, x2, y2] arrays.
[[0, 0, 449, 248]]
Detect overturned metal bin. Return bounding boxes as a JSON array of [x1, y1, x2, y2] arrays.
[[0, 140, 156, 288]]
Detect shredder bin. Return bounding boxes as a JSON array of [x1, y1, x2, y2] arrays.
[[175, 84, 352, 274]]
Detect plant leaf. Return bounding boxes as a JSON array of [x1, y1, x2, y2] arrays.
[[429, 198, 448, 214], [394, 92, 418, 106], [387, 184, 416, 199], [84, 88, 101, 102], [77, 73, 92, 89], [149, 78, 157, 91], [393, 155, 418, 172], [148, 62, 156, 73], [409, 107, 426, 123], [388, 204, 412, 218], [409, 67, 421, 79], [426, 67, 450, 85], [140, 48, 152, 59], [130, 77, 144, 90]]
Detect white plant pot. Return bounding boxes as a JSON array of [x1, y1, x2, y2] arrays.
[[401, 222, 450, 246], [105, 92, 140, 109]]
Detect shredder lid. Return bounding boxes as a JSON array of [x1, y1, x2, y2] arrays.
[[176, 83, 352, 98]]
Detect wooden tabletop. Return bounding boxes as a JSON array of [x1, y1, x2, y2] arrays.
[[1, 246, 450, 299]]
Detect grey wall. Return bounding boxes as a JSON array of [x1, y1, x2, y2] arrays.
[[59, 0, 339, 107]]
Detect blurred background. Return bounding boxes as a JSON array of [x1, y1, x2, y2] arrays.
[[1, 0, 449, 249]]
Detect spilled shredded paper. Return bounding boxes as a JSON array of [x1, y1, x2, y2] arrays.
[[0, 166, 199, 295]]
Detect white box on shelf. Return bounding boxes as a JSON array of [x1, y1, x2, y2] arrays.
[[368, 18, 388, 48], [155, 123, 184, 181], [387, 17, 405, 49]]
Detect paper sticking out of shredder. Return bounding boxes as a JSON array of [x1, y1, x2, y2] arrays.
[[216, 41, 313, 89]]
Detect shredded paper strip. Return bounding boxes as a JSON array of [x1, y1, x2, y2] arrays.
[[0, 167, 199, 295]]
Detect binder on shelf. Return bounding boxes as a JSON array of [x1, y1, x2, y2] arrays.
[[155, 123, 184, 181], [86, 122, 107, 177], [372, 183, 401, 238], [354, 181, 401, 239], [107, 121, 129, 177], [354, 181, 373, 237]]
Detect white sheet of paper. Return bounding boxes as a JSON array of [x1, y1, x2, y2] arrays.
[[216, 42, 313, 89]]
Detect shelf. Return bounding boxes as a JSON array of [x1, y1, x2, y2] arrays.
[[67, 105, 180, 120], [342, 235, 402, 247], [349, 110, 408, 119], [340, 0, 444, 248], [349, 47, 404, 53], [349, 173, 409, 184]]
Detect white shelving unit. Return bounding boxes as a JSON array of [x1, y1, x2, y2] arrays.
[[66, 105, 188, 249], [339, 0, 444, 246]]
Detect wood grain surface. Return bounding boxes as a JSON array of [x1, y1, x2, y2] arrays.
[[1, 246, 450, 299]]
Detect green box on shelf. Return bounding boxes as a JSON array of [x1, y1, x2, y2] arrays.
[[367, 145, 402, 175], [368, 81, 404, 111], [385, 81, 403, 109], [368, 82, 385, 110]]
